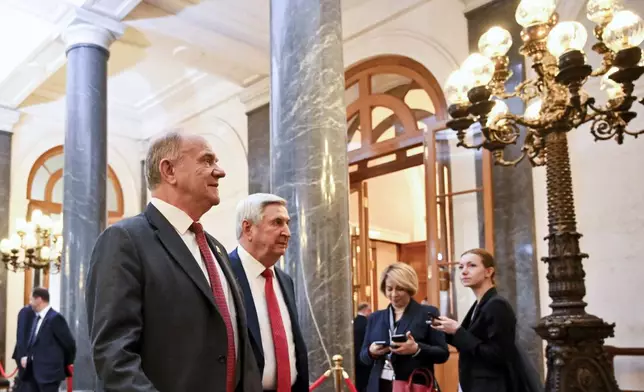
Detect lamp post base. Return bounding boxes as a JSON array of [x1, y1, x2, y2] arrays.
[[537, 131, 620, 392]]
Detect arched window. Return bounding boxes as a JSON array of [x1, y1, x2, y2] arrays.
[[27, 145, 124, 221], [22, 145, 124, 302]]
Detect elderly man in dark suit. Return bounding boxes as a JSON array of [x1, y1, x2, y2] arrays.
[[229, 193, 309, 392], [86, 131, 262, 392]]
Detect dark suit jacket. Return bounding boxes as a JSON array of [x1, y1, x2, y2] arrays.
[[16, 307, 76, 384], [360, 300, 449, 391], [447, 287, 519, 392], [12, 305, 36, 380], [86, 204, 262, 392], [353, 314, 369, 392], [229, 248, 309, 392]]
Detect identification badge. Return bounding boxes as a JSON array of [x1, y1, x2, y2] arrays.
[[380, 360, 394, 381]]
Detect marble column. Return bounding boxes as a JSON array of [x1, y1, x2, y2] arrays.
[[0, 108, 19, 382], [466, 0, 543, 372], [270, 0, 353, 387], [61, 14, 123, 391]]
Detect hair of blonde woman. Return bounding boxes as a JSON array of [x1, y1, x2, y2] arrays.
[[379, 262, 419, 296], [461, 248, 496, 284]]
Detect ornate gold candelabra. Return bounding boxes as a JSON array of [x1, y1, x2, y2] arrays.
[[444, 0, 644, 390], [0, 209, 63, 273]]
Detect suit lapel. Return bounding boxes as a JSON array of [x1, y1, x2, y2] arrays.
[[469, 287, 498, 328], [395, 300, 418, 335], [229, 248, 263, 357], [32, 308, 54, 346], [275, 268, 298, 327], [145, 204, 216, 309]]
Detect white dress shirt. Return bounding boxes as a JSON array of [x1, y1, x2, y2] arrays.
[[237, 245, 297, 389], [151, 197, 238, 356], [34, 305, 51, 338]]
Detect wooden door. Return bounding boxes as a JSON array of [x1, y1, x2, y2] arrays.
[[424, 122, 495, 389]]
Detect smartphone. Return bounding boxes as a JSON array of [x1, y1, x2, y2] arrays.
[[426, 312, 440, 326], [373, 340, 390, 347], [391, 334, 407, 343]]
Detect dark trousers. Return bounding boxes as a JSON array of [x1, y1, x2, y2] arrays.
[[18, 379, 60, 392]]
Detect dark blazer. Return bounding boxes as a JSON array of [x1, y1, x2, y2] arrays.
[[17, 307, 76, 384], [12, 305, 36, 380], [229, 248, 309, 392], [353, 314, 369, 392], [447, 287, 519, 392], [360, 300, 449, 391], [86, 204, 262, 392]]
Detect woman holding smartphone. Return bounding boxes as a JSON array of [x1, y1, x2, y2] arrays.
[[432, 248, 525, 392], [360, 263, 449, 392]]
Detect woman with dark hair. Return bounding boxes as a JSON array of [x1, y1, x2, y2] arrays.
[[431, 248, 539, 392]]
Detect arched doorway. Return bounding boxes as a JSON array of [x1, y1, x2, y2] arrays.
[[24, 145, 124, 303], [346, 54, 448, 311], [345, 55, 494, 391]]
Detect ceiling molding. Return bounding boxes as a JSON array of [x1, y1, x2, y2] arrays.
[[0, 107, 22, 132], [0, 1, 135, 109], [461, 0, 494, 14], [238, 77, 270, 113]]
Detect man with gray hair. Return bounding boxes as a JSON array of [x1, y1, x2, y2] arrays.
[[228, 193, 309, 392], [86, 131, 262, 392]]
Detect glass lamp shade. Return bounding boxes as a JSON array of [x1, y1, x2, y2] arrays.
[[547, 22, 588, 58], [486, 99, 509, 127], [444, 70, 473, 105], [0, 239, 11, 254], [461, 53, 495, 88], [515, 0, 557, 28], [603, 10, 644, 52], [587, 0, 622, 26], [479, 26, 513, 58], [601, 67, 625, 99], [524, 99, 543, 121]]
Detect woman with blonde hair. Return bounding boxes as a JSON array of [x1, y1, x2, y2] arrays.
[[359, 262, 449, 392]]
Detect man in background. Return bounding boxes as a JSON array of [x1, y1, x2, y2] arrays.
[[353, 302, 372, 392], [14, 287, 75, 392], [229, 193, 309, 392]]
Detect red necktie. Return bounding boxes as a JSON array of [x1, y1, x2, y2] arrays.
[[261, 269, 291, 392], [190, 222, 236, 392]]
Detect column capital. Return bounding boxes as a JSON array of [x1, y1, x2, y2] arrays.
[[62, 8, 125, 52], [0, 106, 21, 133]]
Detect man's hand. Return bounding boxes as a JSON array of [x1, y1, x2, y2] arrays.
[[390, 331, 419, 356], [20, 356, 27, 369]]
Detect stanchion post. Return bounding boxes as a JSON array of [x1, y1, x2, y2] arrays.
[[332, 355, 344, 392]]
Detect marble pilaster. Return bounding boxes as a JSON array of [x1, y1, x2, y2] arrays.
[[466, 0, 543, 372], [0, 129, 12, 374], [270, 0, 353, 387], [247, 104, 271, 194], [60, 12, 123, 391], [0, 107, 19, 379]]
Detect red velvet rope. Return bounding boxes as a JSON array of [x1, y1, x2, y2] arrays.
[[66, 365, 74, 392], [344, 376, 358, 392], [309, 373, 329, 391], [0, 362, 18, 379]]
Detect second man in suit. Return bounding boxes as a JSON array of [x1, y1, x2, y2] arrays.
[[229, 193, 309, 392]]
